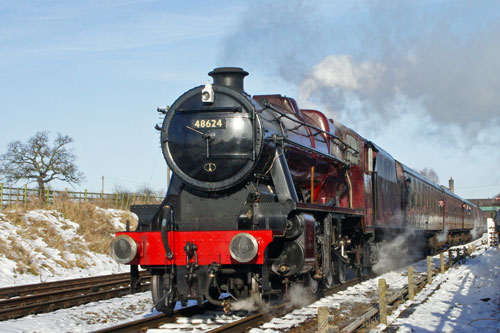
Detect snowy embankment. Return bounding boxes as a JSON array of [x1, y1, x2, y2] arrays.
[[0, 208, 132, 287]]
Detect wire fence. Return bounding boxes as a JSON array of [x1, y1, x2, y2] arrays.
[[0, 183, 164, 210]]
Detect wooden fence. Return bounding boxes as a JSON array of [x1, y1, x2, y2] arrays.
[[0, 183, 164, 209]]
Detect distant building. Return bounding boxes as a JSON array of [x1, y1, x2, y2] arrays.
[[467, 198, 500, 219]]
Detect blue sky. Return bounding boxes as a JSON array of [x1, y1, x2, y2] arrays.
[[1, 0, 499, 198]]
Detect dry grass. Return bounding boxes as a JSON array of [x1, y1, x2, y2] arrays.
[[50, 199, 137, 254], [4, 211, 27, 228], [6, 235, 40, 275], [0, 196, 138, 274]]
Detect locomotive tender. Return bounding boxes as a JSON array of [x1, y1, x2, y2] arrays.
[[110, 67, 484, 314]]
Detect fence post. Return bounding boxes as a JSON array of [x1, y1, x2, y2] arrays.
[[46, 187, 50, 207], [115, 192, 119, 207], [8, 187, 12, 206], [318, 306, 338, 333], [408, 266, 414, 301], [23, 185, 27, 208], [132, 193, 136, 206], [379, 279, 387, 325], [427, 256, 432, 285], [448, 249, 453, 269], [0, 183, 3, 209], [318, 306, 328, 333], [440, 253, 445, 274]]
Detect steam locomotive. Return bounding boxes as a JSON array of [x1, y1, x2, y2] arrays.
[[110, 67, 485, 314]]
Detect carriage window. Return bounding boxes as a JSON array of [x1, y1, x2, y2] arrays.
[[345, 134, 360, 165]]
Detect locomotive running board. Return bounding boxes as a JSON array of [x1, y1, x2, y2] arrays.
[[294, 203, 364, 217]]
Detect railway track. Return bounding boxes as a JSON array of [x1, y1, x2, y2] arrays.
[[93, 302, 222, 333], [95, 275, 368, 333], [90, 246, 479, 332], [210, 276, 373, 333], [0, 271, 150, 321]]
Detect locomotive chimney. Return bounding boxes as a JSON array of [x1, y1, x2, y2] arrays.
[[449, 177, 454, 193], [209, 67, 249, 93]]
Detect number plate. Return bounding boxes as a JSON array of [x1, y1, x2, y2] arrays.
[[192, 118, 226, 129]]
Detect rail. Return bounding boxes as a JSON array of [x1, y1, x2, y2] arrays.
[[98, 276, 366, 333], [0, 271, 150, 320]]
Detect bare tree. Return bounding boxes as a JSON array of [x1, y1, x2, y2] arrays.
[[419, 167, 439, 184], [0, 131, 85, 194], [136, 185, 158, 197]]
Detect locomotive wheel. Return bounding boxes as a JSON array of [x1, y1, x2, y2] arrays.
[[334, 259, 347, 284], [324, 266, 335, 288], [251, 276, 262, 302], [151, 273, 175, 315], [306, 272, 319, 294]]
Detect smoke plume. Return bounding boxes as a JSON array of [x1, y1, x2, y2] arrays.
[[372, 230, 422, 274], [220, 0, 500, 144], [284, 283, 315, 309], [229, 281, 314, 313], [437, 227, 449, 243]]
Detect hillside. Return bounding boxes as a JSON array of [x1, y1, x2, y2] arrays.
[[0, 204, 136, 287]]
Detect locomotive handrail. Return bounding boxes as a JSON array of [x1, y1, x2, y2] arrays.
[[282, 138, 348, 167], [177, 106, 243, 112], [294, 202, 364, 216], [262, 102, 359, 155]]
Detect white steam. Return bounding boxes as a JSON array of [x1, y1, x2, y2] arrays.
[[221, 0, 500, 197], [299, 55, 384, 101], [470, 224, 478, 240], [221, 0, 500, 139], [230, 297, 260, 312], [372, 231, 417, 274], [229, 281, 315, 313], [284, 283, 315, 309], [437, 227, 449, 243]]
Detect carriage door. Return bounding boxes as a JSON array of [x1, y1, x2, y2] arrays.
[[364, 145, 374, 230]]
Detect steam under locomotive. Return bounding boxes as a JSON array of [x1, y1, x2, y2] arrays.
[[110, 67, 485, 314]]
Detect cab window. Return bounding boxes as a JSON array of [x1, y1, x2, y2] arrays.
[[345, 134, 360, 165]]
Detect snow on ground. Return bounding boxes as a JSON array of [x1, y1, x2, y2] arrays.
[[0, 209, 129, 287], [384, 246, 500, 332], [0, 208, 497, 333], [250, 236, 499, 332], [0, 290, 156, 333]]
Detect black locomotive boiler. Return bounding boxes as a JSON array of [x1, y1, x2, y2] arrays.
[[110, 67, 485, 314]]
